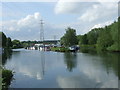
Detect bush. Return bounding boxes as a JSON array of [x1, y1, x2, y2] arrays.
[[107, 43, 120, 52], [2, 69, 13, 89]]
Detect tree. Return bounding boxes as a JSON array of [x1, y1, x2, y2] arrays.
[[0, 32, 7, 48], [0, 32, 2, 47], [77, 35, 83, 45], [12, 39, 23, 49], [97, 26, 113, 50], [81, 34, 88, 45], [60, 27, 78, 47], [6, 37, 12, 48], [87, 29, 99, 45], [106, 17, 120, 51]]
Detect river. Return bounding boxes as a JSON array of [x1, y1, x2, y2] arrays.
[[2, 49, 120, 88]]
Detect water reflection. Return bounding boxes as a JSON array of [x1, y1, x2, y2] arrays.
[[5, 50, 45, 80], [57, 74, 101, 88], [2, 49, 12, 65], [57, 52, 119, 88], [39, 51, 45, 79], [64, 52, 77, 72], [3, 49, 119, 88], [98, 52, 119, 78], [81, 50, 120, 80]]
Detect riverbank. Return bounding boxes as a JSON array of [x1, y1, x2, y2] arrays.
[[0, 47, 13, 90], [80, 44, 120, 52], [50, 47, 69, 52], [0, 68, 13, 90], [51, 44, 120, 53]]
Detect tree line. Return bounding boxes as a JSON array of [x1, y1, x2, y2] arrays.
[[60, 17, 120, 52], [0, 32, 23, 49]]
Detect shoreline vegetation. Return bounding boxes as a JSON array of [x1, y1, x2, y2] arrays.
[[0, 66, 13, 90], [51, 47, 69, 52], [59, 17, 120, 52], [0, 32, 14, 90], [2, 68, 13, 89]]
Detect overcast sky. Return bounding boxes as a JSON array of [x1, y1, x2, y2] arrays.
[[0, 0, 119, 41]]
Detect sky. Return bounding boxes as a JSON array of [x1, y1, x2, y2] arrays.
[[0, 0, 119, 41]]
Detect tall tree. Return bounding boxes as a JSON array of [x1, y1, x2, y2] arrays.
[[97, 26, 113, 50], [0, 32, 7, 48], [6, 37, 12, 48], [60, 27, 78, 47], [87, 29, 99, 45]]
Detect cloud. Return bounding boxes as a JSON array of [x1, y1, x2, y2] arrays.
[[55, 0, 118, 22], [79, 2, 118, 22], [53, 0, 118, 35], [91, 20, 114, 29], [1, 12, 66, 40], [17, 12, 41, 27], [54, 1, 95, 14]]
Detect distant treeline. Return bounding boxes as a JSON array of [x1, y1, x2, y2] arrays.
[[0, 32, 59, 49], [77, 17, 120, 52], [0, 32, 23, 49]]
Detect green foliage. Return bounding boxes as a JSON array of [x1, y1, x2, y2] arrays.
[[12, 39, 23, 49], [60, 27, 78, 47], [107, 43, 119, 51], [0, 32, 13, 49], [0, 32, 7, 48], [81, 34, 88, 45], [2, 69, 13, 89], [77, 35, 83, 45], [80, 44, 96, 53], [6, 37, 12, 49], [87, 29, 99, 45], [0, 32, 2, 47], [51, 47, 69, 52], [97, 26, 113, 51], [2, 49, 12, 65], [77, 17, 120, 52]]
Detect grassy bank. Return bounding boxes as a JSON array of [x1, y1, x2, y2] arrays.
[[79, 45, 96, 53], [80, 44, 120, 52], [51, 47, 69, 52]]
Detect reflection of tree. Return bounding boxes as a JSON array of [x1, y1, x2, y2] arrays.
[[2, 49, 12, 65], [64, 53, 77, 72], [97, 51, 119, 79], [118, 56, 120, 80]]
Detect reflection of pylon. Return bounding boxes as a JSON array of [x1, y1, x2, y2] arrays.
[[40, 51, 45, 79]]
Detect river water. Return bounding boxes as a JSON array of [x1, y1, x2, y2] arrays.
[[3, 49, 120, 88]]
